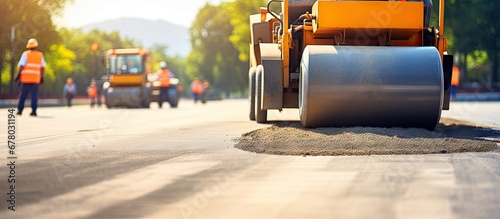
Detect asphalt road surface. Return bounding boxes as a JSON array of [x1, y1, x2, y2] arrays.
[[0, 99, 498, 219]]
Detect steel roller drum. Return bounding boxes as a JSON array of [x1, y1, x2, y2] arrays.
[[105, 87, 142, 107], [299, 45, 444, 129]]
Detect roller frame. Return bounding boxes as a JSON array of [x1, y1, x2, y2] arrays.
[[248, 0, 452, 130]]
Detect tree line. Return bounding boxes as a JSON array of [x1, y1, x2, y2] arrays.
[[1, 0, 499, 98], [445, 0, 499, 90]]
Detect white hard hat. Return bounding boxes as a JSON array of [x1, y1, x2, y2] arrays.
[[26, 38, 38, 49], [159, 61, 167, 69]]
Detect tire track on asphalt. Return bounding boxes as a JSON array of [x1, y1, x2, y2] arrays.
[[1, 155, 219, 219]]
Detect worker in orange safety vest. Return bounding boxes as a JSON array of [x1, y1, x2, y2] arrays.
[[190, 77, 204, 104], [87, 81, 99, 108], [14, 38, 46, 116], [201, 79, 210, 104], [157, 61, 176, 108]]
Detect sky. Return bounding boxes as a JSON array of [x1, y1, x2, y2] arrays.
[[55, 0, 226, 28]]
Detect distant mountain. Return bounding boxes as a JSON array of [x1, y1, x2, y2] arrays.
[[82, 18, 191, 56]]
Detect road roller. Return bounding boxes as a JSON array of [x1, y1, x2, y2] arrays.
[[102, 48, 151, 108], [249, 0, 453, 130]]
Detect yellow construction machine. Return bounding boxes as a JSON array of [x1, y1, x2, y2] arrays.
[[249, 0, 453, 130], [102, 48, 152, 108]]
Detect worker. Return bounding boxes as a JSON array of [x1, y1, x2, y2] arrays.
[[87, 81, 99, 108], [203, 79, 210, 89], [157, 61, 174, 108], [407, 0, 432, 27], [126, 59, 140, 73], [90, 77, 102, 107], [63, 77, 77, 107], [451, 65, 460, 100], [14, 38, 46, 116], [190, 77, 204, 104]]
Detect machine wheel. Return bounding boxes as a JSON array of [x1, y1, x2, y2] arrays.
[[141, 99, 150, 108], [248, 67, 256, 121], [168, 88, 179, 108], [255, 65, 267, 123], [104, 97, 110, 108], [141, 87, 151, 108], [169, 99, 179, 108]]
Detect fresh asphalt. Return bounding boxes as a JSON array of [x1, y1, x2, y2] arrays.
[[0, 99, 498, 219]]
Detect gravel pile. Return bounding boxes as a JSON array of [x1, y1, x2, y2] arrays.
[[235, 118, 500, 156]]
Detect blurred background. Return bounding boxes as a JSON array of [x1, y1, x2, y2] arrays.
[[0, 0, 498, 99]]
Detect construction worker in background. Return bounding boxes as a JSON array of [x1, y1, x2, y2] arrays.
[[90, 77, 102, 107], [157, 61, 175, 108], [203, 79, 210, 89], [190, 77, 204, 104], [63, 77, 77, 107], [201, 79, 210, 104], [87, 81, 98, 108], [14, 38, 46, 116], [451, 65, 460, 100]]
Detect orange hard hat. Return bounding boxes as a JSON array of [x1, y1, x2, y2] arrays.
[[26, 38, 38, 49], [66, 78, 73, 83]]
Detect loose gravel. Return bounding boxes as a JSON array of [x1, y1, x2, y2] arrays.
[[235, 118, 500, 156]]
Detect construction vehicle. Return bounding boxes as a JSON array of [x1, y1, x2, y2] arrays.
[[249, 0, 453, 130], [102, 48, 152, 108]]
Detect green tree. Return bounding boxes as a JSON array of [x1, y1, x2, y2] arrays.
[[0, 0, 72, 96], [40, 44, 77, 97], [226, 0, 268, 62], [187, 3, 246, 96], [446, 0, 500, 89]]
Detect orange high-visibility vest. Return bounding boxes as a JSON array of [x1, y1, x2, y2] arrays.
[[451, 66, 460, 86], [20, 50, 43, 84], [191, 80, 203, 94], [88, 86, 98, 98], [158, 69, 171, 87]]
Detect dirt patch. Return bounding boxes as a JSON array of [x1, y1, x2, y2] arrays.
[[235, 118, 500, 156]]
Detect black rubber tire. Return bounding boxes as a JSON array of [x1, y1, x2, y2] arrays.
[[141, 87, 151, 108], [249, 67, 256, 121], [170, 99, 178, 108], [201, 92, 207, 104], [255, 65, 267, 123]]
